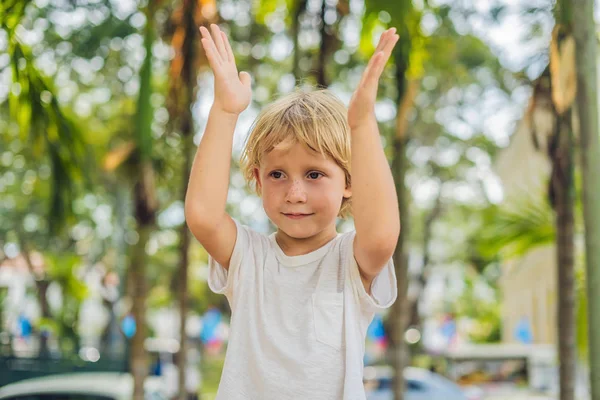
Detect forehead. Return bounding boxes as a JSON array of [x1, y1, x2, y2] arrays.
[[261, 141, 335, 168]]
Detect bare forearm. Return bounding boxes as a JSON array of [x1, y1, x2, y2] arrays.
[[185, 107, 238, 227], [351, 116, 400, 247]]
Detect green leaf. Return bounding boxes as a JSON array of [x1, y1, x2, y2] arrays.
[[476, 192, 555, 260]]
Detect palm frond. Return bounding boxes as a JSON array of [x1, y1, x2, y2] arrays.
[[477, 191, 555, 259], [7, 34, 90, 233]]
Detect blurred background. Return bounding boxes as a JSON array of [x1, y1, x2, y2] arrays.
[[1, 0, 598, 399]]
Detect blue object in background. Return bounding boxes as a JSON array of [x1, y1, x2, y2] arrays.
[[200, 308, 222, 344], [514, 316, 533, 344], [367, 314, 385, 340], [18, 314, 31, 338], [441, 318, 456, 340], [121, 314, 136, 338]]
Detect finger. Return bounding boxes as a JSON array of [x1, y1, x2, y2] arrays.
[[368, 29, 393, 70], [374, 28, 395, 54], [355, 55, 382, 95], [199, 25, 210, 37], [239, 71, 251, 89], [363, 52, 385, 86], [221, 31, 236, 64], [200, 26, 222, 62], [357, 58, 377, 88], [210, 24, 228, 60], [360, 43, 388, 86], [371, 37, 398, 79], [201, 37, 223, 71], [379, 34, 399, 64]]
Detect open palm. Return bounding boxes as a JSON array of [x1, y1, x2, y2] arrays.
[[348, 28, 399, 129], [200, 24, 252, 115]]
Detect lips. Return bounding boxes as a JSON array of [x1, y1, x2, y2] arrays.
[[282, 213, 313, 219]]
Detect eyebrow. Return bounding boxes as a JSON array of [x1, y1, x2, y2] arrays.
[[264, 162, 333, 173], [267, 164, 329, 171]]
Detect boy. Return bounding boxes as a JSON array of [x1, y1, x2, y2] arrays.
[[185, 24, 400, 400]]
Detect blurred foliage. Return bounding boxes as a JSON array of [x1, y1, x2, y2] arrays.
[[454, 273, 502, 343], [0, 0, 552, 366], [2, 0, 90, 234]]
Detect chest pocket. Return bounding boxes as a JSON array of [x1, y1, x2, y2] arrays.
[[312, 292, 344, 350]]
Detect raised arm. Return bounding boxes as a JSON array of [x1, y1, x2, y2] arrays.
[[347, 28, 401, 290], [185, 24, 252, 269]]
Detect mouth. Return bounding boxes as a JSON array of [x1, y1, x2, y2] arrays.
[[282, 213, 313, 220]]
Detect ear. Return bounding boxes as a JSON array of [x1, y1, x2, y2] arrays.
[[254, 168, 262, 193], [343, 184, 352, 199]]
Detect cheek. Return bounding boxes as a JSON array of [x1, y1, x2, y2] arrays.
[[309, 183, 342, 209], [260, 183, 281, 208]]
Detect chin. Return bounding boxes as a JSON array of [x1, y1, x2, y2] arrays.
[[278, 224, 317, 239]]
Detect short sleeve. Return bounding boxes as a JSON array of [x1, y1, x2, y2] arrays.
[[207, 219, 250, 299], [342, 231, 398, 313]]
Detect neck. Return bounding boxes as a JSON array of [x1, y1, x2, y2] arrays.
[[275, 225, 338, 256]]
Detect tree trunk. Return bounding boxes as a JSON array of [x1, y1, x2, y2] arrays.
[[292, 0, 307, 83], [130, 162, 157, 400], [316, 0, 330, 88], [572, 1, 600, 397], [548, 3, 577, 396], [388, 46, 418, 400], [178, 164, 192, 400], [102, 185, 129, 357], [18, 244, 51, 356], [551, 111, 576, 400], [389, 133, 411, 400], [130, 223, 152, 400], [176, 1, 199, 397], [35, 279, 51, 356], [129, 1, 158, 397]]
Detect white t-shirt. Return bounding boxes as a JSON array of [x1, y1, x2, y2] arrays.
[[208, 220, 397, 400]]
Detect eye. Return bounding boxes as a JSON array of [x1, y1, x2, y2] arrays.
[[307, 171, 323, 180], [269, 171, 284, 179]]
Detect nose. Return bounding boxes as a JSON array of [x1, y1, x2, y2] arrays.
[[285, 179, 307, 203]]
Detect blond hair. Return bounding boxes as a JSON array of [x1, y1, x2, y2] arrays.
[[240, 89, 352, 218]]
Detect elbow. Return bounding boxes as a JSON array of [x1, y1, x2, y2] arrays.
[[360, 228, 399, 269], [378, 225, 400, 259], [357, 221, 400, 258], [378, 237, 398, 264], [378, 221, 400, 255]]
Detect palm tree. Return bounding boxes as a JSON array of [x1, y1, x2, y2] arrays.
[[164, 0, 216, 397], [2, 0, 89, 356], [530, 4, 577, 394], [2, 0, 89, 234], [129, 3, 160, 397], [102, 2, 161, 398], [572, 0, 600, 396]]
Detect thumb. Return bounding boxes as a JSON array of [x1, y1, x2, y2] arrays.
[[239, 71, 251, 88]]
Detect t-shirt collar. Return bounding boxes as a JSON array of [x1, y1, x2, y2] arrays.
[[268, 233, 339, 267]]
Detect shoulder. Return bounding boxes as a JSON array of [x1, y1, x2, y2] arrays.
[[332, 229, 356, 255], [235, 219, 271, 246], [226, 219, 273, 265]]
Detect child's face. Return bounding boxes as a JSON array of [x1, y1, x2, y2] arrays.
[[254, 142, 351, 239]]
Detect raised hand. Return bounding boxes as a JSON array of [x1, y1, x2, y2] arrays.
[[348, 28, 399, 129], [200, 24, 252, 115]]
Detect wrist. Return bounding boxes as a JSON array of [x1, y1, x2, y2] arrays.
[[348, 112, 377, 131], [210, 105, 241, 120]]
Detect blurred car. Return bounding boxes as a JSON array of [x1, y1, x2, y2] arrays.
[[0, 372, 167, 400], [364, 366, 468, 400]]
